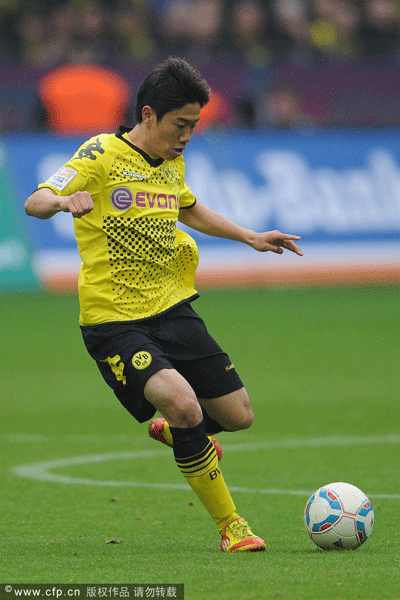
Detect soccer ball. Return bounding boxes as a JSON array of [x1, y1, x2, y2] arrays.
[[304, 482, 374, 550]]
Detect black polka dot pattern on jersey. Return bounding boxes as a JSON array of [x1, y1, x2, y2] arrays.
[[102, 215, 197, 315]]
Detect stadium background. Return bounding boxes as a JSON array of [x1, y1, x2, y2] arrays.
[[1, 0, 400, 293]]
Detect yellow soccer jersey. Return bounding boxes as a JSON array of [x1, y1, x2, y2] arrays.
[[38, 126, 199, 325]]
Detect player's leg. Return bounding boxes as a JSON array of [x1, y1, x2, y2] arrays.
[[145, 368, 265, 551], [197, 387, 267, 551], [144, 368, 238, 532]]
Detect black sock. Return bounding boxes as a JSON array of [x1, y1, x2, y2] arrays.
[[169, 419, 208, 459]]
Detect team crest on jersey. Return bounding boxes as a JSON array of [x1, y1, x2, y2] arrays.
[[111, 187, 133, 210], [163, 163, 180, 184], [132, 351, 152, 370]]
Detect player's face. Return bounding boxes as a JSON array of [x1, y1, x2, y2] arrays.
[[144, 102, 201, 161]]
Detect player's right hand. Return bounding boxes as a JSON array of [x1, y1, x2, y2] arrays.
[[62, 191, 94, 218]]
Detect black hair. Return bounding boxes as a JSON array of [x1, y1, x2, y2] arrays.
[[135, 56, 211, 123]]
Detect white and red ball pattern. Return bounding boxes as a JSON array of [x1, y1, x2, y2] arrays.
[[304, 482, 374, 550]]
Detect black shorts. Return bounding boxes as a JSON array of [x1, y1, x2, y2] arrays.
[[81, 302, 244, 423]]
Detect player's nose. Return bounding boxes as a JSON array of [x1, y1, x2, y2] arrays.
[[179, 128, 192, 144]]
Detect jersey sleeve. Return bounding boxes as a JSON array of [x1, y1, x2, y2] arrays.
[[179, 181, 196, 209], [37, 135, 108, 197], [177, 158, 196, 208]]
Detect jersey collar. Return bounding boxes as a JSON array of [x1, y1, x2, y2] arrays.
[[115, 125, 164, 168]]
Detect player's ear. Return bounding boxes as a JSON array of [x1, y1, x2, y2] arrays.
[[142, 105, 156, 125]]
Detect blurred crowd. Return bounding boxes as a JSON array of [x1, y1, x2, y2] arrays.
[[2, 0, 400, 69], [1, 0, 400, 131]]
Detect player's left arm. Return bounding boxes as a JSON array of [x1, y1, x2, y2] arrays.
[[178, 201, 303, 256]]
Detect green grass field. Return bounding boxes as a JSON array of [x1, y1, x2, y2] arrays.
[[1, 286, 400, 600]]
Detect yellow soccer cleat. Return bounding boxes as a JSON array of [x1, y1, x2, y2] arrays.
[[148, 417, 223, 461], [220, 517, 266, 552]]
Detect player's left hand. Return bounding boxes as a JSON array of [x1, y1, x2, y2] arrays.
[[251, 230, 303, 256]]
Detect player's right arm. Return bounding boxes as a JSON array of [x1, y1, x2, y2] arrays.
[[25, 187, 94, 220], [25, 134, 108, 220]]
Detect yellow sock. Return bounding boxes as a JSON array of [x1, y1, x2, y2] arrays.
[[175, 439, 239, 533]]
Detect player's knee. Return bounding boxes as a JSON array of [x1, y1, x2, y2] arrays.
[[222, 405, 254, 432], [233, 390, 254, 430], [215, 388, 255, 431], [234, 406, 254, 430], [242, 408, 254, 429], [167, 396, 203, 428], [145, 369, 202, 428]]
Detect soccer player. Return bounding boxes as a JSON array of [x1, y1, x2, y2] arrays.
[[25, 57, 302, 552]]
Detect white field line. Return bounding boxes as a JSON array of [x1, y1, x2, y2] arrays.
[[3, 433, 400, 446], [10, 434, 400, 500], [1, 433, 146, 443]]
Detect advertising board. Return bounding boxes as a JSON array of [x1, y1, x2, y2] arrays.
[[2, 130, 400, 291], [0, 143, 39, 292]]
